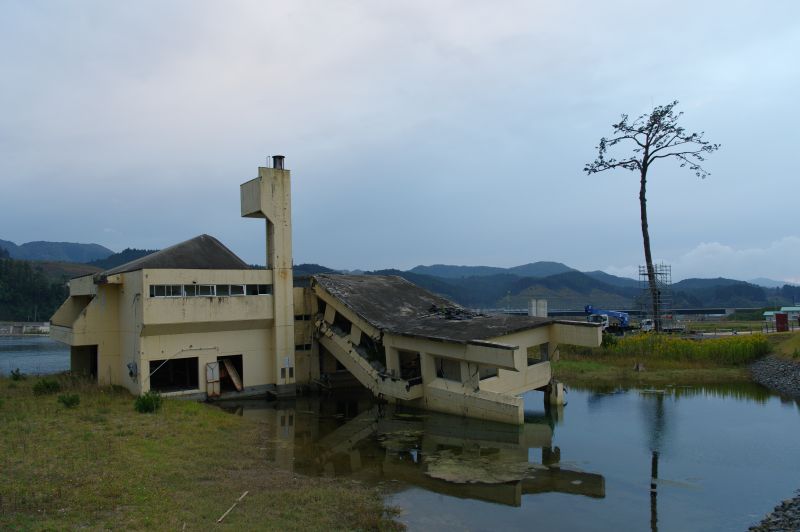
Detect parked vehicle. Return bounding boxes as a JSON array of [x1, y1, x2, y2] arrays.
[[584, 305, 633, 334]]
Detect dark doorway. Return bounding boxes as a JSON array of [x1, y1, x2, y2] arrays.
[[71, 345, 98, 381], [149, 357, 199, 392], [218, 354, 244, 392]]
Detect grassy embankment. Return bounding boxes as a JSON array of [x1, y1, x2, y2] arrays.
[[553, 332, 791, 386], [683, 320, 768, 333], [0, 374, 400, 531]]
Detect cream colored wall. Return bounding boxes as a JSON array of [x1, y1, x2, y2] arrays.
[[479, 327, 552, 395], [136, 268, 279, 393], [143, 294, 274, 325], [68, 275, 97, 296], [117, 272, 144, 394], [139, 327, 273, 394], [551, 321, 602, 347], [51, 282, 123, 386]]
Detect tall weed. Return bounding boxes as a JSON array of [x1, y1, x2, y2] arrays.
[[598, 333, 770, 365]]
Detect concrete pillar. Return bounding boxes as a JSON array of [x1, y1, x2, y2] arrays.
[[528, 299, 548, 317], [545, 380, 565, 406], [241, 158, 296, 396], [385, 346, 400, 377], [548, 342, 560, 363], [419, 352, 436, 384], [461, 361, 480, 391]]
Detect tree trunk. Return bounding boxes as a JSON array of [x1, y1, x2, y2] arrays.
[[640, 166, 661, 332]]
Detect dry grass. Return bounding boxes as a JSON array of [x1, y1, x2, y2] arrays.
[[0, 374, 401, 531], [770, 331, 800, 359]]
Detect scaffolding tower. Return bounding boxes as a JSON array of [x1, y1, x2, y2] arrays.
[[637, 263, 673, 324]]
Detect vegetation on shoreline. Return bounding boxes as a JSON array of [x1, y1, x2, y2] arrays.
[[0, 251, 70, 321], [769, 331, 800, 359], [0, 374, 400, 530], [555, 332, 773, 386]]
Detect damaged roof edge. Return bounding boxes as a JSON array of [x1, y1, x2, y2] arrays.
[[311, 274, 567, 344]]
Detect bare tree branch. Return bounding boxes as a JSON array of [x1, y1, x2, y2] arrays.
[[583, 100, 719, 332]]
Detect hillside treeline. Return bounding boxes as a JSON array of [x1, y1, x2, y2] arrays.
[[0, 249, 69, 321]]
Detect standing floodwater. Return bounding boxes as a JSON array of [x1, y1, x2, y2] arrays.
[[221, 384, 800, 531], [0, 336, 69, 375]]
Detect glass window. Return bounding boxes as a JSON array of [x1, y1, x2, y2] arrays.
[[230, 285, 245, 296], [246, 284, 258, 296], [167, 285, 183, 297], [257, 284, 271, 295], [216, 285, 230, 296], [198, 285, 214, 296], [183, 285, 198, 297], [153, 285, 166, 297]]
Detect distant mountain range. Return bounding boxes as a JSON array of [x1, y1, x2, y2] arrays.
[[748, 277, 797, 288], [3, 238, 798, 311], [371, 262, 800, 310], [0, 239, 114, 263]]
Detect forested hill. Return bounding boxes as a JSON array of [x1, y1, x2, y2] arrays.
[[88, 248, 157, 270], [0, 250, 70, 321], [367, 267, 797, 310], [0, 239, 113, 263]]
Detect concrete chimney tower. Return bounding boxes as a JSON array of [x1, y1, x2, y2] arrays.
[[240, 156, 295, 396]]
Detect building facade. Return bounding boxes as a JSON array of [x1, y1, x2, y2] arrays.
[[51, 157, 601, 423]]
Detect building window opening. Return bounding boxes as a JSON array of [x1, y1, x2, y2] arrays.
[[148, 285, 183, 297], [149, 357, 199, 393], [218, 355, 243, 392], [435, 357, 461, 382], [198, 285, 215, 296], [399, 350, 421, 381], [149, 284, 270, 298], [528, 343, 549, 366], [71, 345, 98, 381], [479, 366, 498, 380], [358, 334, 386, 370], [246, 284, 271, 295], [332, 311, 352, 336]]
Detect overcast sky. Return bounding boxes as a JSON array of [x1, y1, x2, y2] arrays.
[[1, 1, 798, 282]]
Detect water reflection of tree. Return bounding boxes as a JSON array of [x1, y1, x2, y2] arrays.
[[643, 393, 667, 532]]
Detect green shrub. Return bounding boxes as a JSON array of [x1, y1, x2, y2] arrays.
[[10, 368, 26, 381], [134, 391, 162, 413], [33, 378, 61, 395], [58, 394, 80, 408], [601, 332, 618, 348]]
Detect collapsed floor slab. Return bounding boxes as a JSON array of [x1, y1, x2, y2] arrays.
[[310, 274, 601, 424]]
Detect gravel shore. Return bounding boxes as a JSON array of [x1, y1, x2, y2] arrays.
[[749, 493, 800, 532], [748, 356, 800, 531], [749, 355, 800, 399]]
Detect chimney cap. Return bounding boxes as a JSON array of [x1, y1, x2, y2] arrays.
[[272, 155, 285, 169]]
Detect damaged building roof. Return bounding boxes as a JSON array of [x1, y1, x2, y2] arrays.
[[97, 234, 250, 278], [313, 274, 594, 344]]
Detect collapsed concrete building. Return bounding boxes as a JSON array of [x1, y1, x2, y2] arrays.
[[51, 157, 601, 424]]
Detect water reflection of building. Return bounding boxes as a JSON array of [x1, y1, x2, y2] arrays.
[[223, 395, 605, 507]]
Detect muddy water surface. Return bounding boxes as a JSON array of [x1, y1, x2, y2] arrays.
[[222, 384, 800, 531]]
